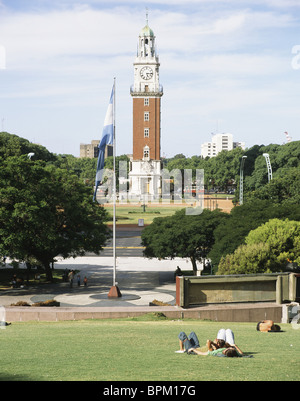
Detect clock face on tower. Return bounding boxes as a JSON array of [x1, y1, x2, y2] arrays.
[[140, 66, 153, 80]]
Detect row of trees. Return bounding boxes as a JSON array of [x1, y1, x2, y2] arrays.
[[163, 141, 300, 204], [57, 140, 299, 207], [0, 132, 110, 281], [141, 200, 300, 274], [19, 134, 298, 206], [1, 131, 299, 277], [141, 141, 300, 274]]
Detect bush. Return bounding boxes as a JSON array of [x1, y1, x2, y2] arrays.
[[10, 299, 60, 307], [217, 218, 300, 275], [10, 301, 31, 307], [32, 299, 60, 307], [217, 242, 272, 275]]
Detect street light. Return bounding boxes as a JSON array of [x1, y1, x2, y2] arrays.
[[239, 156, 247, 205], [263, 153, 272, 182], [27, 152, 35, 159]]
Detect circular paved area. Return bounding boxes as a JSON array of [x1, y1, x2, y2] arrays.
[[0, 256, 191, 308]]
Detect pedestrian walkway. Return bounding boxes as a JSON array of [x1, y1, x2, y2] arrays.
[[1, 256, 283, 323], [0, 256, 189, 308], [53, 256, 181, 307]]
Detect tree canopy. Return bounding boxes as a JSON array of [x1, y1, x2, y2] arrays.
[[208, 199, 300, 269], [0, 131, 56, 162], [1, 131, 299, 278], [217, 219, 300, 275], [141, 208, 228, 273], [246, 167, 300, 205], [163, 141, 300, 202], [0, 134, 110, 281]]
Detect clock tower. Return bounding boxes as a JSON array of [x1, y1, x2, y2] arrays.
[[129, 16, 163, 200]]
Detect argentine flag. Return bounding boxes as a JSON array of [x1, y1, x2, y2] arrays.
[[93, 85, 114, 201]]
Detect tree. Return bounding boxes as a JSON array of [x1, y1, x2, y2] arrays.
[[247, 167, 300, 205], [0, 156, 110, 281], [0, 131, 55, 162], [55, 153, 130, 189], [209, 199, 300, 269], [205, 148, 244, 191], [246, 218, 300, 266], [217, 219, 300, 275], [141, 208, 228, 273], [55, 154, 97, 186], [243, 141, 300, 194], [217, 243, 272, 275]]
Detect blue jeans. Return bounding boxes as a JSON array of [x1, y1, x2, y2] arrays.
[[184, 331, 200, 351]]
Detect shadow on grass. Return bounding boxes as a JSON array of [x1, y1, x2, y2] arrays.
[[0, 373, 35, 381]]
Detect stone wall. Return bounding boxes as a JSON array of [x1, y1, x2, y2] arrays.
[[176, 273, 297, 308]]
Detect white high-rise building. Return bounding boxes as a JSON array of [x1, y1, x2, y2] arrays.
[[201, 133, 245, 158]]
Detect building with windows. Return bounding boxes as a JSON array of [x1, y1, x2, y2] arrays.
[[128, 16, 163, 199], [201, 133, 245, 158], [80, 140, 113, 159]]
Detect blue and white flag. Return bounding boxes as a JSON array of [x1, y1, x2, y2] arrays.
[[93, 85, 114, 201]]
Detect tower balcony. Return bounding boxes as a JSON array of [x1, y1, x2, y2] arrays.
[[130, 84, 163, 97]]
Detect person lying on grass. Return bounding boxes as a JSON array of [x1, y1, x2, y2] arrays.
[[177, 331, 200, 353], [256, 320, 281, 332], [177, 330, 244, 357], [188, 340, 243, 357], [211, 328, 244, 356]]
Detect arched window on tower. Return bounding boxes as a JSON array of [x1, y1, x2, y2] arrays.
[[143, 146, 150, 161]]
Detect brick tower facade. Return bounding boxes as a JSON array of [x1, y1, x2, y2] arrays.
[[129, 17, 163, 199]]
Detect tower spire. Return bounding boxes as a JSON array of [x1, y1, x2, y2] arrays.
[[146, 7, 149, 25]]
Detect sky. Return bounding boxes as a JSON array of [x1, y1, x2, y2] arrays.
[[0, 0, 299, 158]]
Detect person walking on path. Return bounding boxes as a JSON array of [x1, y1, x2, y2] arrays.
[[68, 270, 75, 288]]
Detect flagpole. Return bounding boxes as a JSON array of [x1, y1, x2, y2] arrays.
[[108, 77, 121, 298], [112, 77, 116, 287]]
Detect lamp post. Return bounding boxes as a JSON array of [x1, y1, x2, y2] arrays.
[[263, 153, 272, 182], [239, 156, 247, 205], [27, 152, 35, 159]]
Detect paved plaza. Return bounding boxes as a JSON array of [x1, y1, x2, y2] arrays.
[[0, 227, 284, 323], [0, 256, 190, 308]]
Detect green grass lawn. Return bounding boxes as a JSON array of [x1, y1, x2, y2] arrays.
[[0, 317, 299, 381], [104, 196, 233, 225], [105, 204, 183, 225]]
